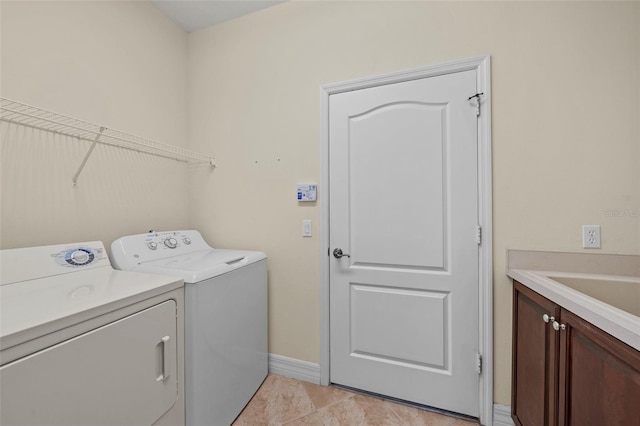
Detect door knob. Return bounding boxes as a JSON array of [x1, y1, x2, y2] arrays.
[[333, 248, 350, 259], [543, 314, 555, 323]]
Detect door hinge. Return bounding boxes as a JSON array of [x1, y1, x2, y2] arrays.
[[476, 225, 482, 245], [476, 353, 483, 375]]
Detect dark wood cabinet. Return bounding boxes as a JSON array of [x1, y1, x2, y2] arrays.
[[512, 280, 640, 426], [557, 309, 640, 426], [512, 282, 561, 426]]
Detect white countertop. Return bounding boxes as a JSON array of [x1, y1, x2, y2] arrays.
[[508, 268, 640, 350]]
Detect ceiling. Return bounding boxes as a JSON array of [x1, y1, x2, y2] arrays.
[[151, 0, 286, 33]]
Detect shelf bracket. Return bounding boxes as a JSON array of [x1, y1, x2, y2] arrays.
[[72, 127, 106, 188]]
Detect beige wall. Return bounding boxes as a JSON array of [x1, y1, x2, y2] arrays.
[[187, 1, 640, 406], [0, 1, 190, 249], [2, 0, 639, 408]]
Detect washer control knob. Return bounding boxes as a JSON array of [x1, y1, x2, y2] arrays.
[[165, 238, 178, 249], [183, 237, 191, 245], [147, 242, 158, 250]]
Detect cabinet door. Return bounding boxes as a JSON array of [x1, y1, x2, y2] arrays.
[[512, 282, 561, 426], [558, 309, 640, 426], [0, 300, 178, 426]]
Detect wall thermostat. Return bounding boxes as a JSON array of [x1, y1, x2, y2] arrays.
[[297, 184, 317, 202]]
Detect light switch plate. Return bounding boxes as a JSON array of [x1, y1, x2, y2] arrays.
[[302, 220, 312, 237]]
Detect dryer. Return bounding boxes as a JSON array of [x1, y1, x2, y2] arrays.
[[0, 241, 185, 426], [111, 230, 268, 426]]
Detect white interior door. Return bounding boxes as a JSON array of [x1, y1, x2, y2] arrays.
[[329, 69, 480, 417]]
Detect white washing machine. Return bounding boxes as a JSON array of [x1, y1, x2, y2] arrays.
[[111, 230, 268, 426], [0, 241, 185, 426]]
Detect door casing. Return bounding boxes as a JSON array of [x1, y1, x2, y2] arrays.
[[319, 55, 493, 425]]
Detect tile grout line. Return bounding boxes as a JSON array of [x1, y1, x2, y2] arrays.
[[281, 391, 358, 425]]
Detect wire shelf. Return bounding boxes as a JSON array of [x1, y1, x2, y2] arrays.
[[0, 97, 216, 170]]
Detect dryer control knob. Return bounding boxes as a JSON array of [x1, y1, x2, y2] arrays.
[[147, 242, 158, 250], [65, 248, 95, 266], [164, 238, 178, 249], [183, 237, 191, 245], [71, 250, 90, 264]]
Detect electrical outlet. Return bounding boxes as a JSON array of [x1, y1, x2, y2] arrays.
[[582, 225, 601, 249]]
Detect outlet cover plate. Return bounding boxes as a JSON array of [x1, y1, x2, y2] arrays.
[[582, 225, 601, 249]]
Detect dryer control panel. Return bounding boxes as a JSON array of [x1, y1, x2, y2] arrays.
[[0, 242, 109, 286]]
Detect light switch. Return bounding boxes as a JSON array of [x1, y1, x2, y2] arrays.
[[302, 220, 312, 237]]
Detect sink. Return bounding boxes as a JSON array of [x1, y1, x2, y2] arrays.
[[548, 276, 640, 317]]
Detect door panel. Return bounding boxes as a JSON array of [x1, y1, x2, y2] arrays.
[[350, 284, 449, 369], [349, 102, 447, 269], [330, 70, 479, 416]]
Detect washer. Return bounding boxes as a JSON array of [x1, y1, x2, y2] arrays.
[[0, 241, 185, 426], [111, 230, 268, 426]]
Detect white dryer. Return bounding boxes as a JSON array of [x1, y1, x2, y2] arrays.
[[0, 241, 185, 426], [111, 230, 268, 426]]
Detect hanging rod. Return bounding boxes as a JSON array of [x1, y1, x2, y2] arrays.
[[0, 97, 216, 186]]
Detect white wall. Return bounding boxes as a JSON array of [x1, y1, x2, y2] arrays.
[[0, 1, 190, 249], [187, 1, 640, 405]]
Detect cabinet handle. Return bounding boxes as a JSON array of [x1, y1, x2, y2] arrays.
[[156, 335, 171, 382], [552, 321, 566, 331], [543, 314, 555, 323]]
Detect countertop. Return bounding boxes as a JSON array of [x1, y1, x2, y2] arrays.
[[507, 250, 640, 351]]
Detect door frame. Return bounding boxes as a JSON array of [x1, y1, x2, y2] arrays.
[[319, 55, 493, 425]]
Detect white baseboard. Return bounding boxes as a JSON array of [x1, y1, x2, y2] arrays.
[[268, 354, 513, 426], [268, 353, 321, 384], [493, 404, 514, 426]]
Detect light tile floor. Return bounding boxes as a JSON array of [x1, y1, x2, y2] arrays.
[[233, 374, 479, 426]]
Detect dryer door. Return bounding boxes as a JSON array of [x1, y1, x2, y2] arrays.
[[0, 300, 178, 426]]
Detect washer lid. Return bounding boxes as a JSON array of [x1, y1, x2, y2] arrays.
[[134, 249, 266, 283]]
